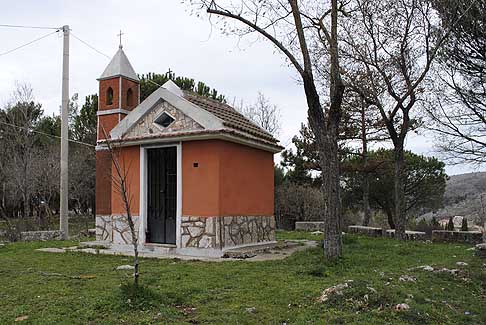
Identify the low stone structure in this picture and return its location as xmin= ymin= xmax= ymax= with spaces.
xmin=96 ymin=215 xmax=140 ymax=244
xmin=96 ymin=214 xmax=275 ymax=255
xmin=385 ymin=229 xmax=427 ymax=241
xmin=20 ymin=230 xmax=64 ymax=241
xmin=295 ymin=221 xmax=325 ymax=232
xmin=476 ymin=243 xmax=486 ymax=258
xmin=348 ymin=225 xmax=384 ymax=237
xmin=431 ymin=230 xmax=483 ymax=244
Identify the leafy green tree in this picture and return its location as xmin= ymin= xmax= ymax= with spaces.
xmin=139 ymin=71 xmax=225 ymax=102
xmin=343 ymin=149 xmax=447 ymax=229
xmin=71 ymin=95 xmax=98 ymax=145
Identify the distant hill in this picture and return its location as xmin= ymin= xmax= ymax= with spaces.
xmin=421 ymin=172 xmax=486 ymax=225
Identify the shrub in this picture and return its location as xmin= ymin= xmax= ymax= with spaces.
xmin=446 ymin=216 xmax=455 ymax=231
xmin=275 ymin=182 xmax=324 ymax=230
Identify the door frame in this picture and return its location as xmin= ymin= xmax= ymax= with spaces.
xmin=139 ymin=142 xmax=182 ymax=247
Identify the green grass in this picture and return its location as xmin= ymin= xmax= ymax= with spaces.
xmin=0 ymin=233 xmax=484 ymax=324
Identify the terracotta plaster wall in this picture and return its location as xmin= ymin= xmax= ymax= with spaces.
xmin=95 ymin=150 xmax=112 ymax=215
xmin=181 ymin=139 xmax=274 ymax=217
xmin=182 ymin=140 xmax=221 ymax=216
xmin=111 ymin=145 xmax=140 ymax=215
xmin=218 ymin=141 xmax=274 ymax=216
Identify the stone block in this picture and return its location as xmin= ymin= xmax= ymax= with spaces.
xmin=476 ymin=243 xmax=486 ymax=258
xmin=348 ymin=225 xmax=384 ymax=237
xmin=432 ymin=230 xmax=483 ymax=244
xmin=295 ymin=221 xmax=326 ymax=232
xmin=385 ymin=229 xmax=427 ymax=241
xmin=20 ymin=230 xmax=64 ymax=241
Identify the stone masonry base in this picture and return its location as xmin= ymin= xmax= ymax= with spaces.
xmin=96 ymin=215 xmax=276 ymax=251
xmin=96 ymin=215 xmax=140 ymax=245
xmin=181 ymin=215 xmax=275 ymax=249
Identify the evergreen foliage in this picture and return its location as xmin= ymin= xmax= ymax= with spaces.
xmin=139 ymin=71 xmax=225 ymax=102
xmin=447 ymin=216 xmax=455 ymax=231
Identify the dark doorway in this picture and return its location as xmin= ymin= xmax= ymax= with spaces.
xmin=146 ymin=147 xmax=177 ymax=244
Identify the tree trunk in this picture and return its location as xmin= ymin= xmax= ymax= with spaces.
xmin=384 ymin=206 xmax=396 ymax=229
xmin=394 ymin=146 xmax=406 ymax=240
xmin=303 ymin=72 xmax=343 ymax=259
xmin=361 ymin=100 xmax=371 ymax=226
xmin=319 ymin=133 xmax=343 ymax=259
xmin=362 ymin=174 xmax=371 ymax=226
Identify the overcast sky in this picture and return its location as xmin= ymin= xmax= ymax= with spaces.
xmin=0 ymin=0 xmax=482 ymax=175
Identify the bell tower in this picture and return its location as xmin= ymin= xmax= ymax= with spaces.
xmin=97 ymin=44 xmax=140 ymax=141
xmin=95 ymin=44 xmax=139 ymax=227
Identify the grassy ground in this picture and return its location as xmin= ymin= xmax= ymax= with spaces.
xmin=0 ymin=232 xmax=484 ymax=324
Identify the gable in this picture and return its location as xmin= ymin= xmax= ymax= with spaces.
xmin=124 ymin=101 xmax=203 ymax=139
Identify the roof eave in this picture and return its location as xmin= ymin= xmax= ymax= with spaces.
xmin=98 ymin=129 xmax=283 ymax=153
xmin=97 ymin=74 xmax=140 ymax=83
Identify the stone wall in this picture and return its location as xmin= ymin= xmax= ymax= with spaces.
xmin=295 ymin=221 xmax=325 ymax=232
xmin=348 ymin=225 xmax=384 ymax=237
xmin=385 ymin=229 xmax=427 ymax=241
xmin=96 ymin=215 xmax=140 ymax=244
xmin=20 ymin=230 xmax=64 ymax=241
xmin=431 ymin=230 xmax=482 ymax=244
xmin=181 ymin=215 xmax=275 ymax=249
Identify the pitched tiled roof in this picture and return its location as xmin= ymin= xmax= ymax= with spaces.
xmin=183 ymin=91 xmax=279 ymax=146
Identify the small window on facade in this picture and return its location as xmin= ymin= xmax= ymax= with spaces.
xmin=126 ymin=88 xmax=133 ymax=107
xmin=154 ymin=112 xmax=175 ymax=128
xmin=106 ymin=87 xmax=114 ymax=105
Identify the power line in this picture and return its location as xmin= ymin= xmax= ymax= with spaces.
xmin=0 ymin=24 xmax=60 ymax=30
xmin=147 ymin=79 xmax=162 ymax=87
xmin=0 ymin=120 xmax=95 ymax=147
xmin=0 ymin=29 xmax=60 ymax=57
xmin=71 ymin=32 xmax=110 ymax=59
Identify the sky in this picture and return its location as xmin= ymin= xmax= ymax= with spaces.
xmin=0 ymin=0 xmax=482 ymax=175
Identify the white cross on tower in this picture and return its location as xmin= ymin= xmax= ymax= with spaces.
xmin=117 ymin=30 xmax=124 ymax=48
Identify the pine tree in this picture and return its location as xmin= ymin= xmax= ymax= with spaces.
xmin=446 ymin=216 xmax=455 ymax=231
xmin=461 ymin=217 xmax=468 ymax=231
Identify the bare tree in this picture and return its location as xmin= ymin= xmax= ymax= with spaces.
xmin=188 ymin=0 xmax=346 ymax=259
xmin=1 ymin=83 xmax=42 ymax=219
xmin=340 ymin=88 xmax=388 ymax=226
xmin=340 ymin=0 xmax=475 ymax=239
xmin=101 ymin=127 xmax=140 ymax=286
xmin=240 ymin=92 xmax=281 ymax=136
xmin=425 ymin=0 xmax=486 ymax=165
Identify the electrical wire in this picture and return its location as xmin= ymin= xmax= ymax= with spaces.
xmin=71 ymin=32 xmax=111 ymax=59
xmin=147 ymin=79 xmax=162 ymax=87
xmin=0 ymin=29 xmax=60 ymax=57
xmin=0 ymin=24 xmax=60 ymax=30
xmin=0 ymin=121 xmax=95 ymax=147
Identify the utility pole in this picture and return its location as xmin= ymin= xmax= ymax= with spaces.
xmin=60 ymin=25 xmax=69 ymax=239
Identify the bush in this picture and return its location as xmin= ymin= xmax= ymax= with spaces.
xmin=275 ymin=182 xmax=324 ymax=230
xmin=447 ymin=216 xmax=455 ymax=231
xmin=409 ymin=218 xmax=443 ymax=237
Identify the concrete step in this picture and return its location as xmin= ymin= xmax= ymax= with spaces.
xmin=79 ymin=241 xmax=111 ymax=249
xmin=141 ymin=243 xmax=177 ymax=255
xmin=222 ymin=241 xmax=278 ymax=259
